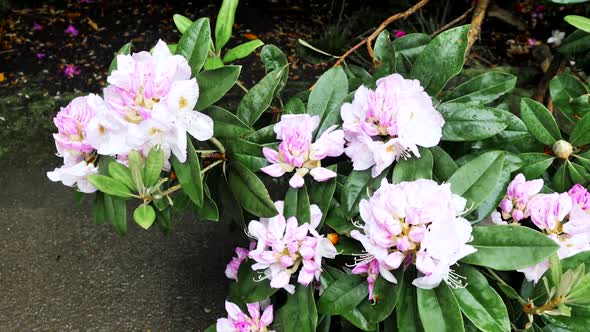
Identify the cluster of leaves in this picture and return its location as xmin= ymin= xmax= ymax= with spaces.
xmin=58 ymin=1 xmax=590 ymax=331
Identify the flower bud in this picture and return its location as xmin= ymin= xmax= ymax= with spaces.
xmin=327 ymin=233 xmax=339 ymax=245
xmin=553 ymin=140 xmax=573 ymax=160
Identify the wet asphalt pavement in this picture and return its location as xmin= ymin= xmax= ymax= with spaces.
xmin=0 ymin=153 xmax=239 ymax=331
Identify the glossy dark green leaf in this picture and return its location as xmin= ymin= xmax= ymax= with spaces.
xmin=392 ymin=147 xmax=433 ymax=183
xmin=520 ymin=98 xmax=562 ymax=145
xmin=231 ymin=259 xmax=278 ymax=303
xmin=334 ymin=235 xmax=364 ymax=255
xmin=309 ymin=165 xmax=337 ymax=227
xmin=170 ymin=139 xmax=203 ymax=207
xmin=228 ymin=162 xmax=278 ymax=217
xmin=133 ymin=204 xmax=156 ymax=230
xmin=340 ymin=169 xmax=372 ymax=218
xmin=430 ymin=146 xmax=458 ymax=182
xmin=237 ymin=67 xmax=288 ymax=126
xmin=451 ymin=265 xmax=510 ymax=332
xmin=439 ymin=103 xmax=508 ymax=141
xmin=308 ymin=66 xmax=348 ymax=137
xmin=374 ymin=30 xmax=395 ymax=78
xmin=550 ymin=72 xmax=588 ymax=133
xmin=410 ymin=25 xmax=469 ymax=96
xmin=104 ymin=194 xmax=127 ymax=235
xmin=93 ymin=193 xmax=106 ymax=225
xmin=552 ymin=162 xmax=572 ymax=193
xmin=357 ymin=270 xmax=403 ymax=324
xmin=214 ymin=0 xmax=238 ymax=51
xmin=193 ymin=188 xmax=219 ymax=221
xmin=223 ymin=137 xmax=267 ymax=172
xmin=87 ymin=174 xmax=134 ymax=198
xmin=108 ymin=43 xmax=132 ymax=75
xmin=173 ymin=14 xmax=192 ymax=34
xmin=568 ymin=161 xmax=590 ymax=186
xmin=325 ymin=203 xmax=356 ymax=235
xmin=570 ymin=112 xmax=590 ymax=146
xmin=544 ymin=305 xmax=590 ymax=331
xmin=217 ymin=178 xmax=246 ymax=228
xmin=460 ymin=225 xmax=560 ymax=270
xmin=195 ymin=65 xmax=241 ymax=110
xmin=284 ymin=97 xmax=306 ymax=115
xmin=203 ymin=323 xmax=217 ymax=332
xmin=178 ymin=18 xmax=211 ymax=74
xmin=284 ymin=185 xmax=311 ymax=224
xmin=244 ymin=124 xmax=276 ymax=144
xmin=519 ymin=153 xmax=555 ymax=179
xmin=397 ymin=272 xmax=421 ymax=332
xmin=442 ymin=72 xmax=517 ymax=105
xmin=393 ymin=33 xmax=431 ymax=75
xmin=317 ymin=273 xmax=368 ymax=315
xmin=558 ymin=30 xmax=590 ymax=54
xmin=144 ymin=145 xmax=164 ymax=187
xmin=260 ymin=44 xmax=288 ymax=97
xmin=205 ymin=106 xmax=253 ymax=138
xmin=204 ymin=55 xmax=224 ymax=70
xmin=447 ymin=151 xmax=505 ymax=210
xmin=417 ymin=283 xmax=464 ymax=332
xmin=344 ymin=64 xmax=375 ymax=90
xmin=274 ymin=284 xmax=317 ymax=332
xmin=565 ymin=15 xmax=590 ymax=33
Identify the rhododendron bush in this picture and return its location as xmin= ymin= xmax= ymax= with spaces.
xmin=46 ymin=1 xmax=590 ymax=331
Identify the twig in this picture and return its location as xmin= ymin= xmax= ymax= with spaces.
xmin=465 ymin=0 xmax=490 ymax=58
xmin=332 ymin=0 xmax=430 ymax=68
xmin=533 ymin=54 xmax=567 ymax=103
xmin=431 ymin=5 xmax=475 ymax=37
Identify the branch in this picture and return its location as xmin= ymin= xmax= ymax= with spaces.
xmin=533 ymin=54 xmax=567 ymax=103
xmin=332 ymin=0 xmax=429 ymax=68
xmin=431 ymin=5 xmax=475 ymax=37
xmin=465 ymin=0 xmax=490 ymax=57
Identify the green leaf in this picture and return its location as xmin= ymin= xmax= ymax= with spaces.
xmin=260 ymin=44 xmax=288 ymax=97
xmin=170 ymin=139 xmax=203 ymax=207
xmin=417 ymin=283 xmax=464 ymax=332
xmin=93 ymin=193 xmax=106 ymax=225
xmin=460 ymin=225 xmax=560 ymax=270
xmin=173 ymin=14 xmax=192 ymax=34
xmin=133 ymin=204 xmax=156 ymax=230
xmin=284 ymin=185 xmax=311 ymax=224
xmin=223 ymin=39 xmax=264 ymax=62
xmin=217 ymin=178 xmax=246 ymax=228
xmin=144 ymin=146 xmax=164 ymax=188
xmin=223 ymin=137 xmax=267 ymax=172
xmin=284 ymin=97 xmax=306 ymax=115
xmin=104 ymin=194 xmax=127 ymax=235
xmin=392 ymin=147 xmax=433 ymax=183
xmin=393 ymin=33 xmax=431 ymax=75
xmin=205 ymin=106 xmax=253 ymax=138
xmin=325 ymin=204 xmax=356 ymax=235
xmin=340 ymin=170 xmax=372 ymax=217
xmin=430 ymin=146 xmax=458 ymax=181
xmin=204 ymin=55 xmax=224 ymax=70
xmin=107 ymin=160 xmax=135 ymax=191
xmin=215 ymin=0 xmax=239 ymax=51
xmin=308 ymin=66 xmax=348 ymax=137
xmin=565 ymin=15 xmax=590 ymax=33
xmin=228 ymin=162 xmax=278 ymax=217
xmin=570 ymin=112 xmax=590 ymax=146
xmin=447 ymin=151 xmax=505 ymax=210
xmin=552 ymin=162 xmax=572 ymax=193
xmin=520 ymin=98 xmax=562 ymax=145
xmin=374 ymin=30 xmax=395 ymax=78
xmin=334 ymin=235 xmax=365 ymax=255
xmin=203 ymin=323 xmax=217 ymax=332
xmin=108 ymin=43 xmax=132 ymax=75
xmin=439 ymin=103 xmax=508 ymax=141
xmin=274 ymin=284 xmax=317 ymax=332
xmin=178 ymin=18 xmax=211 ymax=75
xmin=550 ymin=72 xmax=589 ymax=133
xmin=568 ymin=161 xmax=590 ymax=186
xmin=519 ymin=153 xmax=555 ymax=179
xmin=397 ymin=272 xmax=421 ymax=332
xmin=357 ymin=271 xmax=403 ymax=324
xmin=237 ymin=66 xmax=287 ymax=126
xmin=128 ymin=150 xmax=145 ymax=192
xmin=544 ymin=305 xmax=590 ymax=331
xmin=317 ymin=273 xmax=368 ymax=315
xmin=442 ymin=72 xmax=517 ymax=105
xmin=193 ymin=188 xmax=219 ymax=221
xmin=344 ymin=64 xmax=375 ymax=90
xmin=562 ymin=251 xmax=590 ymax=271
xmin=87 ymin=174 xmax=134 ymax=198
xmin=244 ymin=124 xmax=276 ymax=144
xmin=195 ymin=65 xmax=241 ymax=110
xmin=309 ymin=165 xmax=337 ymax=226
xmin=411 ymin=25 xmax=469 ymax=96
xmin=451 ymin=265 xmax=510 ymax=332
xmin=231 ymin=259 xmax=278 ymax=303
xmin=559 ymin=29 xmax=590 ymax=54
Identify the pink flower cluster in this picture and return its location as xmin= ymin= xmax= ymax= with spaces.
xmin=225 ymin=244 xmax=253 ymax=281
xmin=48 ymin=40 xmax=213 ymax=192
xmin=350 ymin=179 xmax=476 ymax=296
xmin=217 ymin=301 xmax=274 ymax=332
xmin=340 ymin=74 xmax=444 ymax=177
xmin=495 ymin=175 xmax=590 ymax=283
xmin=261 ymin=114 xmax=344 ymax=188
xmin=247 ymin=201 xmax=337 ymax=293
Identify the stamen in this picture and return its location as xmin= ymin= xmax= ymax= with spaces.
xmin=446 ymin=269 xmax=468 ymax=289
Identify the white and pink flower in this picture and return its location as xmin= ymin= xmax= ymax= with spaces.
xmin=496 ymin=173 xmax=544 ymax=223
xmin=261 ymin=114 xmax=344 ymax=188
xmin=350 ymin=179 xmax=475 ymax=294
xmin=340 ymin=74 xmax=444 ymax=177
xmin=216 ymin=301 xmax=274 ymax=332
xmin=247 ymin=201 xmax=337 ymax=293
